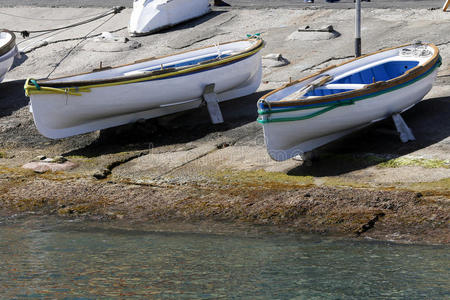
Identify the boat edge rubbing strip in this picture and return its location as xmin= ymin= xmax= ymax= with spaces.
xmin=0 ymin=29 xmax=16 ymax=57
xmin=258 ymin=100 xmax=355 ymax=124
xmin=24 ymin=78 xmax=91 ymax=97
xmin=257 ymin=55 xmax=441 ymax=124
xmin=24 ymin=38 xmax=265 ymax=97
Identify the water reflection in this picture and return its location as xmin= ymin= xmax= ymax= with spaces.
xmin=0 ymin=217 xmax=448 ymax=298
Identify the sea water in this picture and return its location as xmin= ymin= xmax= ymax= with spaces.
xmin=0 ymin=216 xmax=448 ymax=299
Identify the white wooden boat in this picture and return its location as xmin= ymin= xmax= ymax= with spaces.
xmin=0 ymin=30 xmax=17 ymax=83
xmin=129 ymin=0 xmax=211 ymax=36
xmin=25 ymin=38 xmax=264 ymax=139
xmin=258 ymin=43 xmax=441 ymax=161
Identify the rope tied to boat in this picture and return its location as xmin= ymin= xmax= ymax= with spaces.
xmin=46 ymin=11 xmax=120 ymax=79
xmin=24 ymin=78 xmax=89 ymax=97
xmin=10 ymin=6 xmax=125 ymax=37
xmin=246 ymin=33 xmax=261 ymax=39
xmin=30 ymin=79 xmax=41 ymax=90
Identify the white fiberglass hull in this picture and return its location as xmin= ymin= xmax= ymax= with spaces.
xmin=258 ymin=43 xmax=440 ymax=161
xmin=129 ymin=0 xmax=211 ymax=36
xmin=262 ymin=69 xmax=437 ymax=161
xmin=0 ymin=30 xmax=17 ymax=83
xmin=27 ymin=39 xmax=263 ymax=139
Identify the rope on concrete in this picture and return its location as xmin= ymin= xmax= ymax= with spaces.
xmin=10 ymin=6 xmax=125 ymax=38
xmin=46 ymin=13 xmax=118 ymax=79
xmin=0 ymin=9 xmax=120 ymax=21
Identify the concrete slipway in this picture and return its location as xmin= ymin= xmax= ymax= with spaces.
xmin=0 ymin=2 xmax=448 ymax=244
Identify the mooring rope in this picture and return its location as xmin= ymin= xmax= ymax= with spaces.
xmin=19 ymin=26 xmax=128 ymax=53
xmin=0 ymin=9 xmax=120 ymax=21
xmin=10 ymin=6 xmax=125 ymax=38
xmin=46 ymin=13 xmax=118 ymax=79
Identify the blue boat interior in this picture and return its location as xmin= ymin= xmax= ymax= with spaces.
xmin=142 ymin=54 xmax=231 ymax=72
xmin=304 ymin=60 xmax=419 ymax=97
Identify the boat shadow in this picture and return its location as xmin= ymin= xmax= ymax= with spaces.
xmin=63 ymin=90 xmax=270 ymax=158
xmin=151 ymin=10 xmax=228 ymax=36
xmin=0 ymin=79 xmax=29 ymax=117
xmin=287 ymin=96 xmax=450 ymax=177
xmin=9 ymin=53 xmax=28 ymax=71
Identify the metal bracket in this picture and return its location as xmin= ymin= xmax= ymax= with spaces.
xmin=392 ymin=113 xmax=415 ymax=143
xmin=202 ymin=83 xmax=224 ymax=124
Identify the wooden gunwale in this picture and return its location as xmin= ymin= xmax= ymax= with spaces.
xmin=260 ymin=43 xmax=439 ymax=108
xmin=0 ymin=29 xmax=16 ymax=57
xmin=34 ymin=38 xmax=264 ymax=88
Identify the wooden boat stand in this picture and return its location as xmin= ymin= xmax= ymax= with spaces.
xmin=202 ymin=83 xmax=224 ymax=124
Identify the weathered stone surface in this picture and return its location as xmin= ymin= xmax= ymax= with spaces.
xmin=287 ymin=30 xmax=340 ymax=41
xmin=22 ymin=160 xmax=78 ymax=173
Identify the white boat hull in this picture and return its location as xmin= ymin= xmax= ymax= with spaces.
xmin=258 ymin=44 xmax=440 ymax=161
xmin=262 ymin=69 xmax=437 ymax=161
xmin=27 ymin=40 xmax=263 ymax=139
xmin=129 ymin=0 xmax=211 ymax=36
xmin=0 ymin=30 xmax=17 ymax=83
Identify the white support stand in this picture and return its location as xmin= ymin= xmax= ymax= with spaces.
xmin=202 ymin=83 xmax=224 ymax=124
xmin=392 ymin=113 xmax=415 ymax=143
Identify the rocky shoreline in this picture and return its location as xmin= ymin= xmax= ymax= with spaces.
xmin=1 ymin=162 xmax=448 ymax=244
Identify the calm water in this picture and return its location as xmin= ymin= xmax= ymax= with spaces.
xmin=0 ymin=216 xmax=448 ymax=299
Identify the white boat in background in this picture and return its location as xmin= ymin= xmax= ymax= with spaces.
xmin=25 ymin=38 xmax=264 ymax=139
xmin=129 ymin=0 xmax=211 ymax=36
xmin=0 ymin=30 xmax=17 ymax=83
xmin=258 ymin=43 xmax=441 ymax=161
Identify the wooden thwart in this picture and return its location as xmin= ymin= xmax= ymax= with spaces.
xmin=202 ymin=83 xmax=224 ymax=124
xmin=281 ymin=75 xmax=333 ymax=101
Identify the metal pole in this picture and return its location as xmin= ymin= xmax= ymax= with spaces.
xmin=355 ymin=0 xmax=361 ymax=57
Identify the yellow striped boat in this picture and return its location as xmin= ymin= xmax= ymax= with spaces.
xmin=25 ymin=38 xmax=264 ymax=139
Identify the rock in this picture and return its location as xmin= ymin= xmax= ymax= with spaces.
xmin=32 ymin=155 xmax=67 ymax=164
xmin=83 ymin=32 xmax=141 ymax=52
xmin=93 ymin=168 xmax=111 ymax=180
xmin=33 ymin=155 xmax=47 ymax=162
xmin=53 ymin=156 xmax=67 ymax=164
xmin=262 ymin=53 xmax=290 ymax=68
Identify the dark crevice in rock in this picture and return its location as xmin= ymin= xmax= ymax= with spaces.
xmin=93 ymin=151 xmax=148 ymax=180
xmin=355 ymin=212 xmax=386 ymax=236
